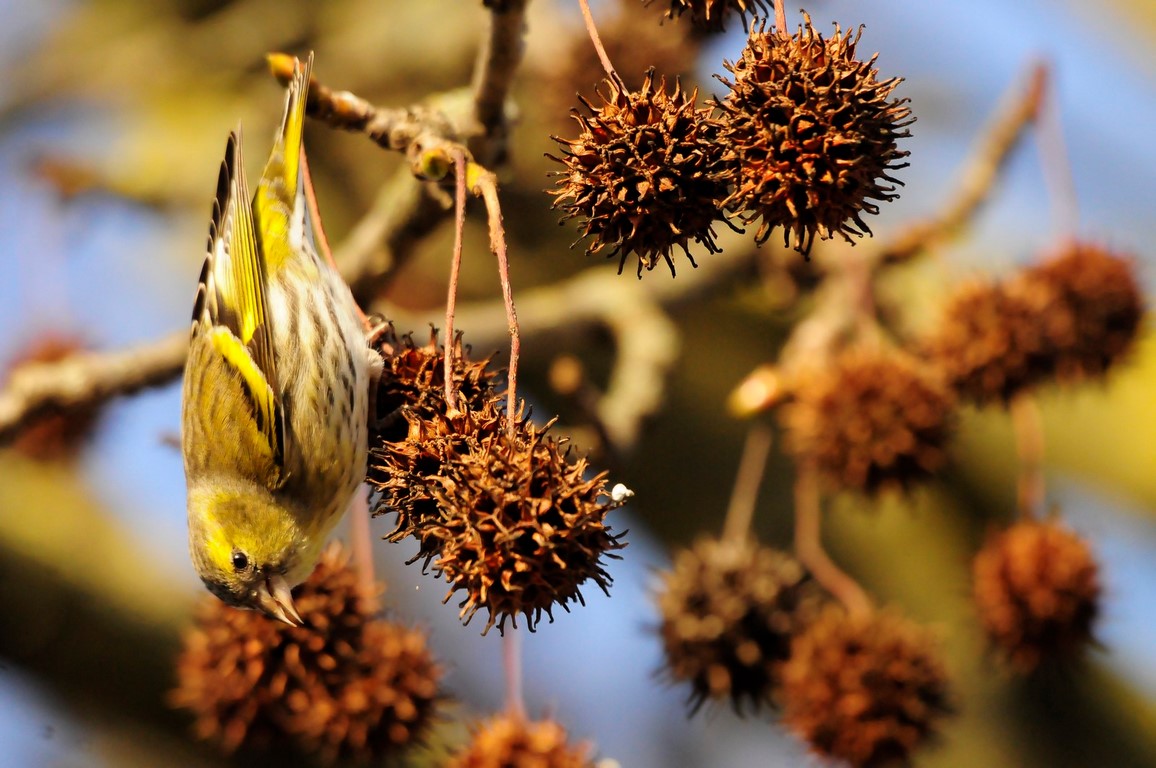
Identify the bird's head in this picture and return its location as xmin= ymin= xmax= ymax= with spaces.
xmin=186 ymin=480 xmax=317 ymax=626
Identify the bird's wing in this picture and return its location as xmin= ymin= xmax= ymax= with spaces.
xmin=190 ymin=129 xmax=287 ymax=483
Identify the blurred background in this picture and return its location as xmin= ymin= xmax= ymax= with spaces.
xmin=0 ymin=0 xmax=1154 ymax=766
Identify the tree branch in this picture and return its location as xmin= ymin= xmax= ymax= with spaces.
xmin=0 ymin=332 xmax=187 ymax=446
xmin=875 ymin=61 xmax=1046 ymax=265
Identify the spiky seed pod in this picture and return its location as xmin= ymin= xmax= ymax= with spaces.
xmin=972 ymin=519 xmax=1101 ymax=671
xmin=646 ymin=0 xmax=769 ymax=32
xmin=781 ymin=607 xmax=952 ymax=768
xmin=548 ymin=70 xmax=732 ymax=277
xmin=447 ymin=714 xmax=594 ymax=768
xmin=782 ymin=350 xmax=956 ymax=495
xmin=381 ymin=400 xmax=627 ymax=634
xmin=3 ymin=334 xmax=102 ymax=461
xmin=1016 ymin=242 xmax=1144 ymax=384
xmin=368 ymin=325 xmax=501 ymax=531
xmin=655 ymin=536 xmax=817 ymax=714
xmin=366 ymin=328 xmax=626 ymax=633
xmin=171 ymin=545 xmax=442 ymax=763
xmin=926 ymin=280 xmax=1056 ymax=405
xmin=717 ymin=14 xmax=913 ymax=254
xmin=369 ymin=323 xmax=499 ymax=443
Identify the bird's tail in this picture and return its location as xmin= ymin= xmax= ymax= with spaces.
xmin=263 ymin=51 xmax=312 ymax=200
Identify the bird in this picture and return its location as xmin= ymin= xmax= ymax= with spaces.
xmin=181 ymin=53 xmax=379 ymax=625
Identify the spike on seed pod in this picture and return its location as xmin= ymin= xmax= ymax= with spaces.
xmin=548 ymin=70 xmax=734 ymax=278
xmin=716 ymin=13 xmax=913 ymax=255
xmin=646 ymin=0 xmax=770 ymax=33
xmin=170 ymin=544 xmax=443 ymax=764
xmin=781 ymin=606 xmax=952 ymax=768
xmin=655 ymin=536 xmax=818 ymax=714
xmin=972 ymin=518 xmax=1101 ymax=671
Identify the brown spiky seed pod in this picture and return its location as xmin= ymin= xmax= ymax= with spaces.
xmin=926 ymin=279 xmax=1055 ymax=405
xmin=171 ymin=545 xmax=442 ymax=763
xmin=717 ymin=13 xmax=913 ymax=254
xmin=367 ymin=328 xmax=627 ymax=634
xmin=368 ymin=325 xmax=501 ymax=540
xmin=548 ymin=70 xmax=732 ymax=277
xmin=972 ymin=518 xmax=1101 ymax=671
xmin=781 ymin=607 xmax=951 ymax=768
xmin=447 ymin=714 xmax=594 ymax=768
xmin=1016 ymin=242 xmax=1144 ymax=384
xmin=647 ymin=0 xmax=769 ymax=32
xmin=369 ymin=324 xmax=498 ymax=443
xmin=3 ymin=334 xmax=102 ymax=461
xmin=383 ymin=405 xmax=627 ymax=634
xmin=782 ymin=351 xmax=956 ymax=494
xmin=655 ymin=536 xmax=817 ymax=714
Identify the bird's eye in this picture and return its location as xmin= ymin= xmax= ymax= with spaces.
xmin=231 ymin=550 xmax=249 ymax=571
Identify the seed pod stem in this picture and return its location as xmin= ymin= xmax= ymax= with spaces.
xmin=722 ymin=422 xmax=774 ymax=542
xmin=577 ymin=0 xmax=617 ymax=79
xmin=793 ymin=462 xmax=873 ymax=619
xmin=1011 ymin=393 xmax=1045 ymax=520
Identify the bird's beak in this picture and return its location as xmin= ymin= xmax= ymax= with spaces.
xmin=257 ymin=574 xmax=303 ymax=627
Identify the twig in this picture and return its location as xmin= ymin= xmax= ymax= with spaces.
xmin=577 ymin=0 xmax=617 ymax=79
xmin=597 ymin=298 xmax=679 ymax=451
xmin=1011 ymin=392 xmax=1045 ymax=519
xmin=472 ymin=169 xmax=522 ymax=439
xmin=794 ymin=463 xmax=873 ymax=619
xmin=722 ymin=423 xmax=774 ymax=542
xmin=503 ymin=629 xmax=526 ymax=720
xmin=270 ymin=34 xmax=526 ymax=301
xmin=472 ymin=0 xmax=529 ymax=138
xmin=1033 ymin=60 xmax=1080 ymax=237
xmin=773 ymin=0 xmax=788 ymax=36
xmin=0 ymin=332 xmax=187 ymax=445
xmin=268 ymin=53 xmax=457 ymax=152
xmin=876 ymin=61 xmax=1046 ymax=265
xmin=349 ymin=486 xmax=378 ymax=611
xmin=444 ymin=149 xmax=469 ymax=411
xmin=0 ymin=236 xmax=758 ymax=454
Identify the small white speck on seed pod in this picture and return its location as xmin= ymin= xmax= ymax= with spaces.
xmin=610 ymin=483 xmax=634 ymax=504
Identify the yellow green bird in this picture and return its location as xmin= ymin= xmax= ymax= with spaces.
xmin=182 ymin=54 xmax=378 ymax=625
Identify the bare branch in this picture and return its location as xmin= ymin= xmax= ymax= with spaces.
xmin=0 ymin=332 xmax=187 ymax=446
xmin=472 ymin=0 xmax=529 ymax=140
xmin=875 ymin=61 xmax=1046 ymax=265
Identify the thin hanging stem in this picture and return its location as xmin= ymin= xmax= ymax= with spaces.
xmin=476 ymin=174 xmax=521 ymax=439
xmin=503 ymin=629 xmax=526 ymax=719
xmin=348 ymin=486 xmax=377 ymax=611
xmin=722 ymin=423 xmax=774 ymax=542
xmin=1011 ymin=392 xmax=1045 ymax=520
xmin=794 ymin=463 xmax=872 ymax=619
xmin=1033 ymin=61 xmax=1080 ymax=238
xmin=444 ymin=149 xmax=469 ymax=411
xmin=576 ymin=0 xmax=617 ymax=79
xmin=773 ymin=0 xmax=788 ymax=37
